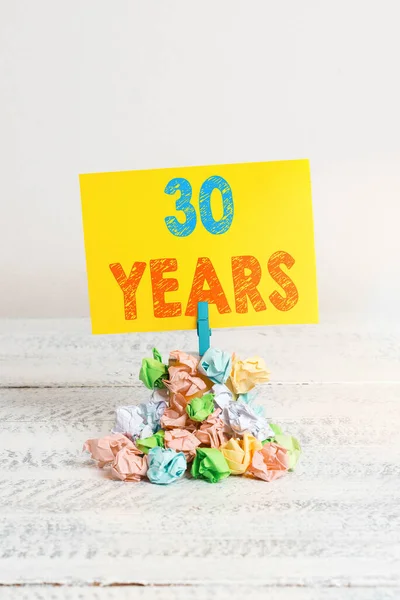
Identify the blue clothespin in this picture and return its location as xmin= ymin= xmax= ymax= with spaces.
xmin=197 ymin=301 xmax=211 ymax=357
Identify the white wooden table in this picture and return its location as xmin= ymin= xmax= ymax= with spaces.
xmin=1 ymin=318 xmax=399 ymax=600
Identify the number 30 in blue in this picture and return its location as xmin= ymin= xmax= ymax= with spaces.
xmin=164 ymin=175 xmax=234 ymax=237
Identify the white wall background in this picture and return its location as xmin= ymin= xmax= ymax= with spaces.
xmin=1 ymin=0 xmax=399 ymax=322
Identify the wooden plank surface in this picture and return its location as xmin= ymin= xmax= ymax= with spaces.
xmin=1 ymin=319 xmax=399 ymax=386
xmin=1 ymin=385 xmax=399 ymax=589
xmin=0 ymin=319 xmax=399 ymax=598
xmin=1 ymin=588 xmax=399 ymax=600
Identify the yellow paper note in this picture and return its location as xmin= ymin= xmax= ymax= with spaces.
xmin=80 ymin=159 xmax=318 ymax=333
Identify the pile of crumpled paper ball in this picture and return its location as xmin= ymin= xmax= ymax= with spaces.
xmin=84 ymin=348 xmax=301 ymax=484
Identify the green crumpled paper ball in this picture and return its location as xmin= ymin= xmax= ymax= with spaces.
xmin=136 ymin=430 xmax=165 ymax=454
xmin=139 ymin=348 xmax=168 ymax=389
xmin=186 ymin=393 xmax=215 ymax=422
xmin=262 ymin=423 xmax=301 ymax=471
xmin=191 ymin=447 xmax=231 ymax=483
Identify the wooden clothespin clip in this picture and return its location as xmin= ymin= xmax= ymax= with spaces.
xmin=197 ymin=301 xmax=211 ymax=357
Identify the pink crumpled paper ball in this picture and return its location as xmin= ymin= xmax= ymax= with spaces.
xmin=168 ymin=350 xmax=199 ymax=375
xmin=246 ymin=442 xmax=289 ymax=482
xmin=164 ymin=368 xmax=210 ymax=400
xmin=83 ymin=433 xmax=134 ymax=468
xmin=164 ymin=428 xmax=200 ymax=462
xmin=195 ymin=408 xmax=231 ymax=448
xmin=160 ymin=393 xmax=198 ymax=432
xmin=110 ymin=445 xmax=148 ymax=482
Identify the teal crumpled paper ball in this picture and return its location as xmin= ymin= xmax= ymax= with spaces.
xmin=146 ymin=447 xmax=187 ymax=485
xmin=199 ymin=348 xmax=232 ymax=384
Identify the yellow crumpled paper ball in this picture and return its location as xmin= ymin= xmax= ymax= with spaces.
xmin=230 ymin=355 xmax=270 ymax=394
xmin=220 ymin=432 xmax=262 ymax=475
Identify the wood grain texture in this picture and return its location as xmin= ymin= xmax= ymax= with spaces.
xmin=1 ymin=588 xmax=399 ymax=600
xmin=1 ymin=320 xmax=399 ymax=598
xmin=1 ymin=385 xmax=400 ymax=589
xmin=1 ymin=319 xmax=400 ymax=386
